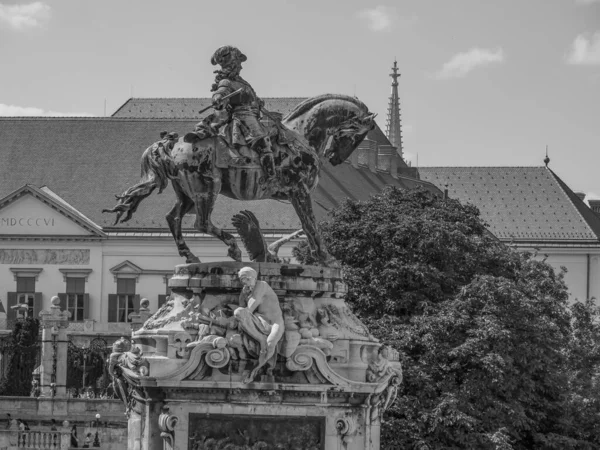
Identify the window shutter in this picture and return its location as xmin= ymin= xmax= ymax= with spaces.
xmin=17 ymin=277 xmax=35 ymax=293
xmin=58 ymin=293 xmax=68 ymax=312
xmin=83 ymin=294 xmax=90 ymax=320
xmin=33 ymin=292 xmax=43 ymax=319
xmin=132 ymin=294 xmax=141 ymax=312
xmin=158 ymin=294 xmax=169 ymax=309
xmin=108 ymin=294 xmax=118 ymax=322
xmin=6 ymin=292 xmax=17 ymax=322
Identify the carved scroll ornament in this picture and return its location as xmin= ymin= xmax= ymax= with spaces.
xmin=158 ymin=406 xmax=178 ymax=450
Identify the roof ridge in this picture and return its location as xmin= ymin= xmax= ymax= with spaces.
xmin=125 ymin=96 xmax=309 ymax=100
xmin=420 ymin=166 xmax=546 ymax=169
xmin=547 ymin=168 xmax=600 ymax=240
xmin=0 ymin=117 xmax=200 ymax=121
xmin=111 ymin=96 xmax=134 ymax=117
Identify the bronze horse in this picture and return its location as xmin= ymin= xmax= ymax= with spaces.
xmin=104 ymin=94 xmax=375 ymax=265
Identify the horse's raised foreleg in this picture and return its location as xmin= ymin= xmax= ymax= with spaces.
xmin=166 ymin=182 xmax=199 ymax=263
xmin=193 ymin=192 xmax=243 ymax=262
xmin=289 ymin=188 xmax=330 ymax=265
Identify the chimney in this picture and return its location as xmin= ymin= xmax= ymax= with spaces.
xmin=588 ymin=199 xmax=600 ymax=215
xmin=367 ymin=140 xmax=378 ymax=173
xmin=390 ymin=152 xmax=398 ymax=179
xmin=356 ymin=140 xmax=371 ymax=167
xmin=575 ymin=192 xmax=586 ymax=201
xmin=377 ymin=145 xmax=393 ymax=173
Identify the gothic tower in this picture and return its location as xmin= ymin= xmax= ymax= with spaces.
xmin=385 ymin=60 xmax=403 ymax=160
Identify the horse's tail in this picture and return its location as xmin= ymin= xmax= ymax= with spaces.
xmin=102 ymin=141 xmax=172 ymax=225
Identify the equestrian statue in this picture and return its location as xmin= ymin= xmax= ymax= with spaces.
xmin=104 ymin=45 xmax=376 ymax=265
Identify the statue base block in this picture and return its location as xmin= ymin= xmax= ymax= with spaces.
xmin=111 ymin=262 xmax=401 ymax=450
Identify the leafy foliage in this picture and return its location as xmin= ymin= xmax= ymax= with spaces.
xmin=66 ymin=345 xmax=107 ymax=391
xmin=295 ymin=187 xmax=600 ymax=449
xmin=0 ymin=317 xmax=40 ymax=396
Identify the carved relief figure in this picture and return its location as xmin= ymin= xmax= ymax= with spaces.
xmin=107 ymin=337 xmax=149 ymax=416
xmin=365 ymin=345 xmax=403 ymax=421
xmin=0 ymin=249 xmax=90 ymax=265
xmin=234 ymin=267 xmax=284 ymax=383
xmin=366 ymin=345 xmax=402 ymax=383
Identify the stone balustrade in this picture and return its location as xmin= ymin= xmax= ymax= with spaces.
xmin=15 ymin=429 xmax=64 ymax=449
xmin=0 ymin=420 xmax=69 ymax=450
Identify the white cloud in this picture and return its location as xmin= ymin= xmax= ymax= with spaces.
xmin=356 ymin=6 xmax=393 ymax=32
xmin=0 ymin=104 xmax=93 ymax=116
xmin=566 ymin=32 xmax=600 ymax=65
xmin=575 ymin=0 xmax=600 ymax=5
xmin=433 ymin=47 xmax=505 ymax=79
xmin=0 ymin=2 xmax=50 ymax=31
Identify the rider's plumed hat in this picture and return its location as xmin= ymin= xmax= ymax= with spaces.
xmin=211 ymin=46 xmax=247 ymax=66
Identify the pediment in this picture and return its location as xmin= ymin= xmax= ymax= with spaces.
xmin=110 ymin=260 xmax=143 ymax=276
xmin=0 ymin=186 xmax=104 ymax=237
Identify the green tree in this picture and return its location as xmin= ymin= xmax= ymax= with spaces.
xmin=296 ymin=187 xmax=600 ymax=449
xmin=0 ymin=317 xmax=40 ymax=396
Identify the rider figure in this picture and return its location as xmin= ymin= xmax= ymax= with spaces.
xmin=209 ymin=46 xmax=276 ymax=179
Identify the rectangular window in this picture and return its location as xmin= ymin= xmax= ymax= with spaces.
xmin=66 ymin=277 xmax=85 ymax=321
xmin=58 ymin=279 xmax=89 ymax=322
xmin=158 ymin=279 xmax=171 ymax=310
xmin=108 ymin=278 xmax=139 ymax=323
xmin=16 ymin=277 xmax=36 ymax=317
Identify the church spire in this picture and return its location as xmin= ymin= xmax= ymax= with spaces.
xmin=386 ymin=59 xmax=403 ymax=160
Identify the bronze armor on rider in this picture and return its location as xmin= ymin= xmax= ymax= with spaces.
xmin=209 ymin=46 xmax=276 ymax=178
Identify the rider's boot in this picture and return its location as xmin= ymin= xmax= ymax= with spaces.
xmin=259 ymin=137 xmax=276 ymax=180
xmin=261 ymin=152 xmax=276 ymax=180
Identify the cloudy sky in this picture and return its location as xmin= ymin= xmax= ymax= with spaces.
xmin=0 ymin=0 xmax=599 ymax=196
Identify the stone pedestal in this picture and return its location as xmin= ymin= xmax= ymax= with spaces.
xmin=39 ymin=296 xmax=70 ymax=398
xmin=111 ymin=262 xmax=401 ymax=450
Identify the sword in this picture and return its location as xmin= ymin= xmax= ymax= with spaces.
xmin=197 ymin=88 xmax=243 ymax=115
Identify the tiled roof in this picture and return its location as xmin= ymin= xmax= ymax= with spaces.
xmin=112 ymin=97 xmax=394 ymax=148
xmin=112 ymin=97 xmax=306 ymax=120
xmin=419 ymin=166 xmax=600 ymax=242
xmin=39 ymin=185 xmax=102 ymax=230
xmin=0 ymin=118 xmax=439 ymax=232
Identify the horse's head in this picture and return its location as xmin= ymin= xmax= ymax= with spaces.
xmin=282 ymin=94 xmax=377 ymax=166
xmin=324 ymin=111 xmax=376 ymax=165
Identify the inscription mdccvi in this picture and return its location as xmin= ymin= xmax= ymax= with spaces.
xmin=0 ymin=217 xmax=56 ymax=227
xmin=0 ymin=249 xmax=90 ymax=265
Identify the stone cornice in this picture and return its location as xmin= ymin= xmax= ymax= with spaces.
xmin=10 ymin=267 xmax=43 ymax=281
xmin=506 ymin=240 xmax=600 ymax=248
xmin=0 ymin=235 xmax=104 ymax=242
xmin=58 ymin=268 xmax=93 ymax=282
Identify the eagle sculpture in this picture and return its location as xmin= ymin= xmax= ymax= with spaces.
xmin=231 ymin=210 xmax=303 ymax=263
